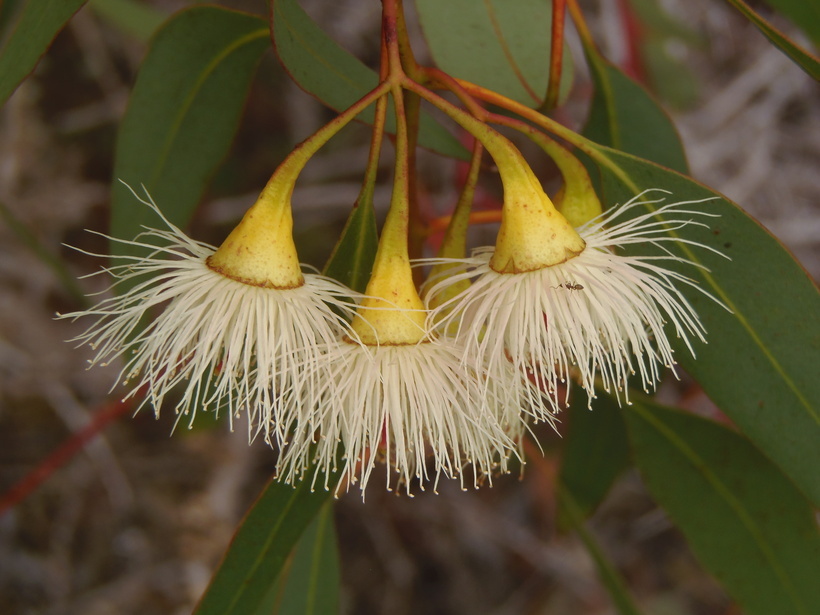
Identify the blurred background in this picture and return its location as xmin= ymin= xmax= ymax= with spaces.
xmin=0 ymin=0 xmax=817 ymax=613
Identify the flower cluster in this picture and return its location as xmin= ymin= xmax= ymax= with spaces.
xmin=64 ymin=82 xmax=722 ymax=495
xmin=64 ymin=180 xmax=719 ymax=496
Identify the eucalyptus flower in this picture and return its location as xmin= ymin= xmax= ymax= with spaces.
xmin=426 ymin=189 xmax=725 ymax=409
xmin=279 ymin=332 xmax=526 ymax=493
xmin=62 ymin=185 xmax=356 ymax=445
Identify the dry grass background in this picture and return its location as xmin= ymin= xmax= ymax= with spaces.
xmin=0 ymin=1 xmax=817 ymax=614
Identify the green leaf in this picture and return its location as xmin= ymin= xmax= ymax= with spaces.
xmin=193 ymin=478 xmax=334 ymax=615
xmin=640 ymin=37 xmax=700 ymax=110
xmin=323 ymin=197 xmax=378 ymax=293
xmin=558 ymin=390 xmax=631 ymax=527
xmin=89 ymin=0 xmax=167 ymax=42
xmin=265 ymin=502 xmax=340 ymax=615
xmin=582 ymin=45 xmax=688 ymax=174
xmin=270 ymin=0 xmax=466 ymax=159
xmin=626 ymin=0 xmax=703 ymax=109
xmin=322 ymin=152 xmax=379 ymax=292
xmin=762 ymin=0 xmax=820 ymax=45
xmin=624 ymin=400 xmax=820 ymax=615
xmin=0 ymin=1 xmax=26 ymax=38
xmin=559 ymin=486 xmax=642 ymax=615
xmin=0 ymin=0 xmax=87 ymax=107
xmin=415 ymin=0 xmax=572 ymax=108
xmin=111 ymin=6 xmax=268 ymax=255
xmin=723 ymin=0 xmax=820 ymax=80
xmin=584 ymin=144 xmax=820 ymax=506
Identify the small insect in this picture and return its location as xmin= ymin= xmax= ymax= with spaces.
xmin=552 ymin=281 xmax=584 ymax=291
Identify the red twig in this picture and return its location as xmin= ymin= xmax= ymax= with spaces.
xmin=0 ymin=396 xmax=135 ymax=514
xmin=543 ymin=0 xmax=567 ymax=110
xmin=617 ymin=0 xmax=648 ymax=83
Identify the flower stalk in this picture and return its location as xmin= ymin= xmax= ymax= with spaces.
xmin=401 ymin=78 xmax=586 ymax=272
xmin=350 ymin=78 xmax=426 ymax=345
xmin=208 ymin=82 xmax=390 ymax=288
xmin=542 ymin=0 xmax=568 ymax=111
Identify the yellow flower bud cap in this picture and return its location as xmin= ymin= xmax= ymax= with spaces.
xmin=351 ymin=254 xmax=427 ymax=346
xmin=490 ymin=175 xmax=586 ymax=274
xmin=207 ymin=195 xmax=304 ymax=289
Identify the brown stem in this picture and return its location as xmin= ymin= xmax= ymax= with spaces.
xmin=393 ymin=0 xmax=426 ymax=82
xmin=378 ymin=0 xmax=412 ymax=253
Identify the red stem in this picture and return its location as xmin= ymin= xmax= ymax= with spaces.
xmin=543 ymin=0 xmax=567 ymax=111
xmin=617 ymin=0 xmax=648 ymax=83
xmin=427 ymin=209 xmax=502 ymax=235
xmin=0 ymin=397 xmax=135 ymax=514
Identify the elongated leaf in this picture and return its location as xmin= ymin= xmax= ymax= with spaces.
xmin=415 ymin=0 xmax=572 ymax=108
xmin=194 ymin=478 xmax=334 ymax=615
xmin=270 ymin=0 xmax=466 ymax=159
xmin=111 ymin=6 xmax=269 ymax=252
xmin=583 ymin=144 xmax=820 ymax=505
xmin=723 ymin=0 xmax=820 ymax=79
xmin=582 ymin=43 xmax=688 ymax=174
xmin=625 ymin=400 xmax=820 ymax=615
xmin=624 ymin=0 xmax=703 ymax=109
xmin=89 ymin=0 xmax=166 ymax=42
xmin=323 ymin=194 xmax=378 ymax=293
xmin=0 ymin=0 xmax=87 ymax=107
xmin=558 ymin=486 xmax=641 ymax=615
xmin=762 ymin=0 xmax=820 ymax=44
xmin=558 ymin=391 xmax=631 ymax=527
xmin=576 ymin=46 xmax=819 ymax=502
xmin=0 ymin=0 xmax=25 ymax=36
xmin=267 ymin=502 xmax=340 ymax=615
xmin=322 ymin=127 xmax=380 ymax=291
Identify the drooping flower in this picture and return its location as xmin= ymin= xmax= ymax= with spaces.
xmin=62 ymin=83 xmax=399 ymax=455
xmin=61 ymin=185 xmax=357 ymax=445
xmin=280 ymin=334 xmax=528 ymax=493
xmin=274 ymin=111 xmax=529 ymax=492
xmin=426 ymin=188 xmax=725 ymax=409
xmin=280 ymin=210 xmax=530 ymax=493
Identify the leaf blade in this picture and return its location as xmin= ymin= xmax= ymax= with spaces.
xmin=88 ymin=0 xmax=166 ymax=42
xmin=582 ymin=43 xmax=688 ymax=174
xmin=415 ymin=0 xmax=573 ymax=107
xmin=625 ymin=400 xmax=820 ymax=615
xmin=723 ymin=0 xmax=820 ymax=79
xmin=761 ymin=0 xmax=820 ymax=45
xmin=111 ymin=6 xmax=269 ymax=251
xmin=585 ymin=144 xmax=820 ymax=505
xmin=558 ymin=391 xmax=631 ymax=526
xmin=0 ymin=0 xmax=87 ymax=107
xmin=194 ymin=479 xmax=334 ymax=615
xmin=271 ymin=502 xmax=340 ymax=615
